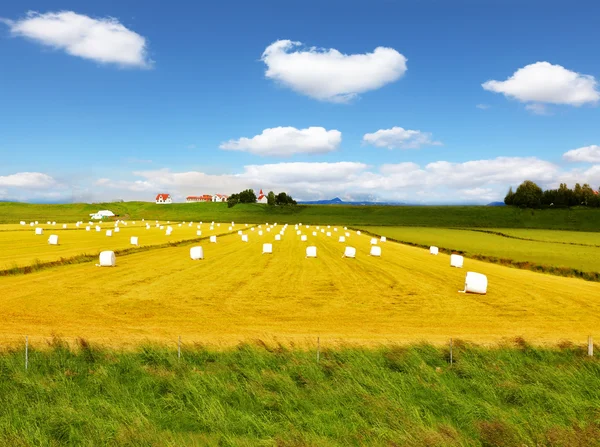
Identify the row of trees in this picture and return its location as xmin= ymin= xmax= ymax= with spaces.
xmin=227 ymin=189 xmax=297 ymax=208
xmin=505 ymin=181 xmax=600 ymax=208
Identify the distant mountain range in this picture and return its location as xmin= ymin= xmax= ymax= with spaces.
xmin=298 ymin=197 xmax=506 ymax=206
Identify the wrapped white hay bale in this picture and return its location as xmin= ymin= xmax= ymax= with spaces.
xmin=262 ymin=243 xmax=273 ymax=254
xmin=47 ymin=221 xmax=51 ymax=225
xmin=460 ymin=272 xmax=487 ymax=294
xmin=190 ymin=246 xmax=204 ymax=260
xmin=345 ymin=232 xmax=350 ymax=237
xmin=301 ymin=235 xmax=307 ymax=242
xmin=159 ymin=226 xmax=164 ymax=230
xmin=380 ymin=236 xmax=387 ymax=242
xmin=130 ymin=236 xmax=139 ymax=246
xmin=35 ymin=221 xmax=38 ymax=225
xmin=312 ymin=231 xmax=317 ymax=237
xmin=327 ymin=225 xmax=330 ymax=229
xmin=251 ymin=227 xmax=255 ymax=232
xmin=258 ymin=230 xmax=263 ymax=236
xmin=306 ymin=246 xmax=317 ymax=258
xmin=210 ymin=235 xmax=217 ymax=243
xmin=241 ymin=234 xmax=248 ymax=242
xmin=316 ymin=226 xmax=320 ymax=230
xmin=321 ymin=229 xmax=325 ymax=233
xmin=62 ymin=224 xmax=67 ymax=229
xmin=296 ymin=230 xmax=302 ymax=236
xmin=96 ymin=226 xmax=101 ymax=232
xmin=85 ymin=226 xmax=91 ymax=231
xmin=197 ymin=225 xmax=201 ymax=229
xmin=356 ymin=231 xmax=361 ymax=235
xmin=334 ymin=228 xmax=338 ymax=232
xmin=167 ymin=226 xmax=173 ymax=232
xmin=209 ymin=226 xmax=214 ymax=231
xmin=228 ymin=226 xmax=232 ymax=231
xmin=35 ymin=228 xmax=43 ymax=235
xmin=343 ymin=246 xmax=356 ymax=258
xmin=338 ymin=236 xmax=346 ymax=243
xmin=167 ymin=221 xmax=170 ymax=224
xmin=197 ymin=230 xmax=202 ymax=236
xmin=114 ymin=227 xmax=120 ymax=233
xmin=326 ymin=232 xmax=331 ymax=237
xmin=20 ymin=221 xmax=26 ymax=225
xmin=450 ymin=254 xmax=464 ymax=268
xmin=98 ymin=251 xmax=116 ymax=267
xmin=238 ymin=230 xmax=243 ymax=235
xmin=178 ymin=224 xmax=182 ymax=227
xmin=267 ymin=228 xmax=271 ymax=233
xmin=370 ymin=246 xmax=382 ymax=257
xmin=231 ymin=221 xmax=235 ymax=226
xmin=430 ymin=246 xmax=439 ymax=255
xmin=344 ymin=227 xmax=347 ymax=230
xmin=52 ymin=221 xmax=56 ymax=225
xmin=275 ymin=234 xmax=281 ymax=241
xmin=30 ymin=222 xmax=34 ymax=227
xmin=76 ymin=223 xmax=80 ymax=228
xmin=106 ymin=230 xmax=113 ymax=237
xmin=48 ymin=234 xmax=59 ymax=245
xmin=370 ymin=238 xmax=378 ymax=245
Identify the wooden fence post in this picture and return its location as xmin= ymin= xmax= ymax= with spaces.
xmin=589 ymin=336 xmax=594 ymax=357
xmin=449 ymin=338 xmax=453 ymax=365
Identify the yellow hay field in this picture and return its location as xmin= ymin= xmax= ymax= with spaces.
xmin=1 ymin=225 xmax=599 ymax=348
xmin=0 ymin=221 xmax=239 ymax=270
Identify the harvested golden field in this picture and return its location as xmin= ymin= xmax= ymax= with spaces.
xmin=1 ymin=223 xmax=599 ymax=348
xmin=0 ymin=221 xmax=238 ymax=270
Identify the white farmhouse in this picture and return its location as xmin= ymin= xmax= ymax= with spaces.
xmin=155 ymin=193 xmax=172 ymax=204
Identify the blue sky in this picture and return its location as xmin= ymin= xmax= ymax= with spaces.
xmin=1 ymin=0 xmax=600 ymax=203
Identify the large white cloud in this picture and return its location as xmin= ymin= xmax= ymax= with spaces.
xmin=261 ymin=40 xmax=407 ymax=103
xmin=220 ymin=126 xmax=342 ymax=156
xmin=482 ymin=62 xmax=599 ymax=107
xmin=363 ymin=127 xmax=441 ymax=149
xmin=0 ymin=172 xmax=58 ymax=189
xmin=2 ymin=11 xmax=151 ymax=68
xmin=563 ymin=145 xmax=600 ymax=163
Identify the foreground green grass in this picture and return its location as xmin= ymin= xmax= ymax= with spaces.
xmin=360 ymin=226 xmax=600 ymax=275
xmin=3 ymin=201 xmax=600 ymax=230
xmin=0 ymin=341 xmax=598 ymax=446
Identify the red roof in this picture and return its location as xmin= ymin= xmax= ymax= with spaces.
xmin=257 ymin=189 xmax=265 ymax=200
xmin=156 ymin=194 xmax=171 ymax=200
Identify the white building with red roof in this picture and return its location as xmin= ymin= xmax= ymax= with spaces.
xmin=155 ymin=193 xmax=172 ymax=204
xmin=257 ymin=189 xmax=268 ymax=204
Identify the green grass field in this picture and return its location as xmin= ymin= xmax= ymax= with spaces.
xmin=359 ymin=226 xmax=600 ymax=276
xmin=0 ymin=341 xmax=598 ymax=446
xmin=3 ymin=201 xmax=600 ymax=230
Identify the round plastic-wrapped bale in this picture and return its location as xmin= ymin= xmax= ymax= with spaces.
xmin=114 ymin=227 xmax=120 ymax=233
xmin=20 ymin=221 xmax=26 ymax=225
xmin=130 ymin=236 xmax=139 ymax=246
xmin=301 ymin=235 xmax=307 ymax=241
xmin=343 ymin=246 xmax=356 ymax=258
xmin=296 ymin=230 xmax=302 ymax=235
xmin=380 ymin=236 xmax=387 ymax=242
xmin=275 ymin=234 xmax=281 ymax=241
xmin=62 ymin=224 xmax=67 ymax=229
xmin=450 ymin=254 xmax=464 ymax=268
xmin=321 ymin=229 xmax=325 ymax=233
xmin=357 ymin=230 xmax=361 ymax=235
xmin=338 ymin=236 xmax=346 ymax=243
xmin=96 ymin=226 xmax=101 ymax=232
xmin=370 ymin=238 xmax=378 ymax=245
xmin=326 ymin=232 xmax=331 ymax=237
xmin=241 ymin=234 xmax=248 ymax=242
xmin=228 ymin=226 xmax=232 ymax=231
xmin=190 ymin=246 xmax=204 ymax=260
xmin=312 ymin=231 xmax=317 ymax=236
xmin=258 ymin=230 xmax=263 ymax=236
xmin=267 ymin=228 xmax=271 ymax=233
xmin=197 ymin=230 xmax=202 ymax=236
xmin=48 ymin=234 xmax=59 ymax=245
xmin=238 ymin=230 xmax=243 ymax=235
xmin=85 ymin=226 xmax=91 ymax=231
xmin=98 ymin=251 xmax=116 ymax=267
xmin=306 ymin=246 xmax=317 ymax=258
xmin=262 ymin=243 xmax=273 ymax=254
xmin=345 ymin=232 xmax=350 ymax=237
xmin=370 ymin=246 xmax=382 ymax=257
xmin=461 ymin=272 xmax=487 ymax=294
xmin=106 ymin=230 xmax=113 ymax=237
xmin=250 ymin=227 xmax=255 ymax=232
xmin=430 ymin=246 xmax=439 ymax=255
xmin=35 ymin=228 xmax=43 ymax=235
xmin=210 ymin=235 xmax=217 ymax=243
xmin=47 ymin=221 xmax=51 ymax=225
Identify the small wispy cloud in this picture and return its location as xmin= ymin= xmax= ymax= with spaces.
xmin=476 ymin=104 xmax=491 ymax=110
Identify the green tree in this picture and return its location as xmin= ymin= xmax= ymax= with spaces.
xmin=238 ymin=189 xmax=257 ymax=204
xmin=513 ymin=180 xmax=543 ymax=208
xmin=504 ymin=187 xmax=515 ymax=206
xmin=267 ymin=191 xmax=276 ymax=206
xmin=227 ymin=194 xmax=239 ymax=208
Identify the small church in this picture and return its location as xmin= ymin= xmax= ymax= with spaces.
xmin=257 ymin=189 xmax=268 ymax=204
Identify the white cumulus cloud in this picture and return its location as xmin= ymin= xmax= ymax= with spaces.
xmin=0 ymin=172 xmax=58 ymax=189
xmin=563 ymin=145 xmax=600 ymax=163
xmin=363 ymin=127 xmax=441 ymax=149
xmin=261 ymin=40 xmax=407 ymax=103
xmin=220 ymin=126 xmax=342 ymax=156
xmin=2 ymin=11 xmax=152 ymax=68
xmin=482 ymin=62 xmax=600 ymax=108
